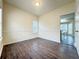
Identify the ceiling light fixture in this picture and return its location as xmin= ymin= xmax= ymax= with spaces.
xmin=35 ymin=2 xmax=40 ymax=6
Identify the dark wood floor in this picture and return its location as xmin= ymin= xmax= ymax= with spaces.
xmin=0 ymin=37 xmax=79 ymax=59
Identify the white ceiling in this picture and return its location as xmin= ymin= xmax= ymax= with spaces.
xmin=6 ymin=0 xmax=74 ymax=16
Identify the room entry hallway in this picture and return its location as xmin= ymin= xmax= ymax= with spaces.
xmin=0 ymin=38 xmax=79 ymax=59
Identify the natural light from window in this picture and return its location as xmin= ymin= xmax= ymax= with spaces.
xmin=32 ymin=19 xmax=38 ymax=33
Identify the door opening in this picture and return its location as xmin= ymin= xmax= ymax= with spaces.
xmin=60 ymin=13 xmax=75 ymax=46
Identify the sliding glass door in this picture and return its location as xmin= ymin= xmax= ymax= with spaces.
xmin=60 ymin=13 xmax=75 ymax=46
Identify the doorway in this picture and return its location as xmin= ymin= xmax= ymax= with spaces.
xmin=60 ymin=13 xmax=75 ymax=46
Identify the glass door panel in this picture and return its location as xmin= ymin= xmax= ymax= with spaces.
xmin=60 ymin=13 xmax=75 ymax=46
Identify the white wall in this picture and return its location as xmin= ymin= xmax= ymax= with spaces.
xmin=75 ymin=0 xmax=79 ymax=55
xmin=39 ymin=2 xmax=75 ymax=42
xmin=3 ymin=2 xmax=37 ymax=45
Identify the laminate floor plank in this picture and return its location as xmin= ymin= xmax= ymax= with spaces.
xmin=0 ymin=37 xmax=79 ymax=59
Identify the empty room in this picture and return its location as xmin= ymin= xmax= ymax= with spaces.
xmin=0 ymin=0 xmax=79 ymax=59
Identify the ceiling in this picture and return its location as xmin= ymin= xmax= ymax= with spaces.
xmin=5 ymin=0 xmax=74 ymax=16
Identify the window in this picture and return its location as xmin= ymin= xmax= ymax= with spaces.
xmin=32 ymin=19 xmax=38 ymax=33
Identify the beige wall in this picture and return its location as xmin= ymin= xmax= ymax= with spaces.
xmin=3 ymin=2 xmax=37 ymax=45
xmin=39 ymin=2 xmax=75 ymax=42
